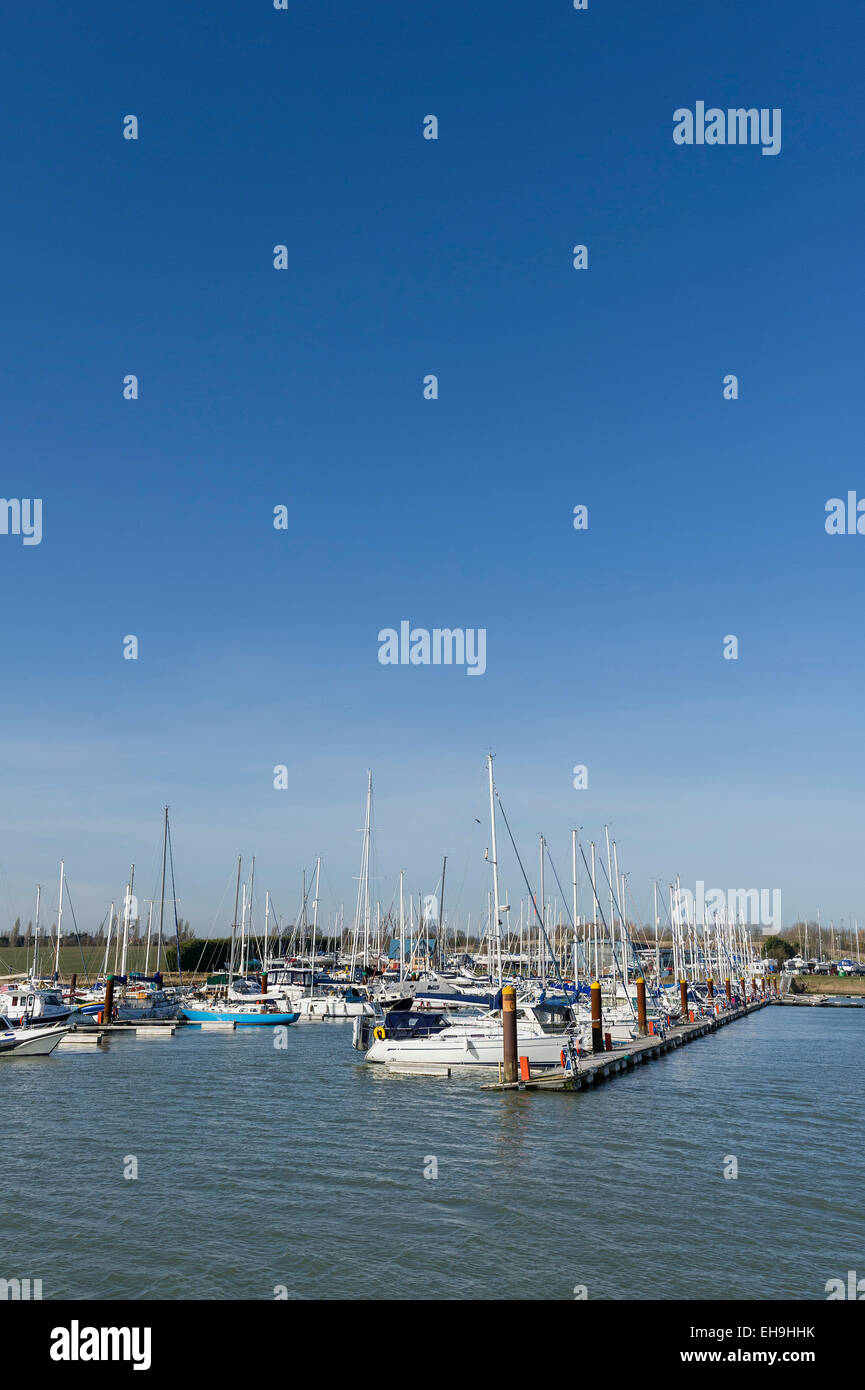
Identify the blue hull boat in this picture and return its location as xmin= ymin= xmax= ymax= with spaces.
xmin=181 ymin=1007 xmax=300 ymax=1026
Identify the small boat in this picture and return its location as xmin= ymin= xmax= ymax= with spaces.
xmin=0 ymin=980 xmax=73 ymax=1026
xmin=181 ymin=1002 xmax=299 ymax=1026
xmin=0 ymin=1015 xmax=68 ymax=1056
xmin=361 ymin=1000 xmax=589 ymax=1069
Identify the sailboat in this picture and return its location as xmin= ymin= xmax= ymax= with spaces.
xmin=181 ymin=857 xmax=299 ymax=1027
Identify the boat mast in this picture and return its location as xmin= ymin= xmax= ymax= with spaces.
xmin=309 ymin=856 xmax=321 ymax=998
xmin=363 ymin=772 xmax=372 ymax=970
xmin=399 ymin=869 xmax=405 ymax=982
xmin=227 ymin=856 xmax=242 ymax=996
xmin=438 ymin=855 xmax=447 ymax=972
xmin=156 ymin=806 xmax=168 ymax=975
xmin=486 ymin=753 xmax=503 ymax=987
xmin=247 ymin=856 xmax=255 ymax=975
xmin=120 ymin=864 xmax=134 ymax=979
xmin=590 ymin=842 xmax=598 ymax=980
xmin=33 ymin=884 xmax=41 ymax=980
xmin=143 ymin=901 xmax=154 ymax=976
xmin=539 ymin=835 xmax=545 ymax=980
xmin=54 ymin=860 xmax=65 ymax=981
xmin=102 ymin=901 xmax=114 ymax=976
xmin=571 ymin=830 xmax=578 ymax=988
xmin=654 ymin=881 xmax=660 ymax=986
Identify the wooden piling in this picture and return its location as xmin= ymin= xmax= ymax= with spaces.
xmin=680 ymin=980 xmax=688 ymax=1017
xmin=725 ymin=977 xmax=732 ymax=1004
xmin=101 ymin=974 xmax=115 ymax=1025
xmin=590 ymin=981 xmax=603 ymax=1054
xmin=707 ymin=977 xmax=714 ymax=1000
xmin=502 ymin=984 xmax=518 ymax=1083
xmin=636 ymin=977 xmax=647 ymax=1035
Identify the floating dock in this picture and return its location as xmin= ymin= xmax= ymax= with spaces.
xmin=482 ymin=999 xmax=770 ymax=1093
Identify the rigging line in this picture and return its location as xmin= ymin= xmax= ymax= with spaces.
xmin=576 ymin=837 xmax=634 ymax=1012
xmin=494 ymin=793 xmax=561 ymax=980
xmin=544 ymin=845 xmax=575 ymax=930
xmin=61 ymin=876 xmax=92 ymax=986
xmin=165 ymin=815 xmax=183 ymax=984
xmin=592 ymin=847 xmax=639 ymax=1017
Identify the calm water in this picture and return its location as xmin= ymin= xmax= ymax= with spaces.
xmin=5 ymin=1006 xmax=863 ymax=1300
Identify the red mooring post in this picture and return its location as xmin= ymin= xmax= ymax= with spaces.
xmin=725 ymin=976 xmax=732 ymax=1005
xmin=680 ymin=979 xmax=689 ymax=1020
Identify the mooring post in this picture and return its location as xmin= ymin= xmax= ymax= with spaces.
xmin=260 ymin=971 xmax=268 ymax=996
xmin=69 ymin=973 xmax=77 ymax=1000
xmin=591 ymin=981 xmax=603 ymax=1054
xmin=739 ymin=977 xmax=746 ymax=1005
xmin=502 ymin=984 xmax=518 ymax=1082
xmin=707 ymin=976 xmax=714 ymax=1001
xmin=680 ymin=979 xmax=688 ymax=1020
xmin=751 ymin=976 xmax=757 ymax=1001
xmin=636 ymin=977 xmax=647 ymax=1035
xmin=102 ymin=974 xmax=115 ymax=1025
xmin=725 ymin=976 xmax=732 ymax=1006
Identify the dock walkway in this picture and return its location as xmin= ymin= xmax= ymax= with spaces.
xmin=481 ymin=999 xmax=770 ymax=1093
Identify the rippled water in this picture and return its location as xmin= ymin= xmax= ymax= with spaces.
xmin=4 ymin=1006 xmax=862 ymax=1300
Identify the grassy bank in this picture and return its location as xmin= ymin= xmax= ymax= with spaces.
xmin=789 ymin=974 xmax=865 ymax=996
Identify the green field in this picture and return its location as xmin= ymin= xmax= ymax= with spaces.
xmin=0 ymin=945 xmax=172 ymax=980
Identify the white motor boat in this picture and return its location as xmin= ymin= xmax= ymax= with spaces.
xmin=0 ymin=1015 xmax=68 ymax=1056
xmin=0 ymin=980 xmax=73 ymax=1025
xmin=363 ymin=1001 xmax=590 ymax=1069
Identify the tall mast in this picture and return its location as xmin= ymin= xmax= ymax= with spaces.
xmin=654 ymin=881 xmax=659 ymax=986
xmin=143 ymin=901 xmax=154 ymax=975
xmin=604 ymin=827 xmax=615 ymax=986
xmin=438 ymin=855 xmax=447 ymax=972
xmin=309 ymin=856 xmax=321 ymax=997
xmin=157 ymin=806 xmax=168 ymax=974
xmin=571 ymin=830 xmax=578 ymax=987
xmin=486 ymin=753 xmax=503 ymax=987
xmin=33 ymin=884 xmax=41 ymax=980
xmin=589 ymin=842 xmax=598 ymax=980
xmin=363 ymin=772 xmax=372 ymax=969
xmin=539 ymin=835 xmax=546 ymax=980
xmin=247 ymin=856 xmax=255 ymax=975
xmin=102 ymin=901 xmax=114 ymax=976
xmin=54 ymin=860 xmax=65 ymax=981
xmin=227 ymin=856 xmax=242 ymax=996
xmin=399 ymin=870 xmax=405 ymax=982
xmin=120 ymin=864 xmax=134 ymax=978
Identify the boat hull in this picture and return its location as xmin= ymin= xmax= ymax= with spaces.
xmin=1 ymin=1025 xmax=68 ymax=1057
xmin=365 ymin=1030 xmax=574 ymax=1068
xmin=181 ymin=1008 xmax=299 ymax=1026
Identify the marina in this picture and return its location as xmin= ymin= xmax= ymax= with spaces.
xmin=3 ymin=999 xmax=862 ymax=1302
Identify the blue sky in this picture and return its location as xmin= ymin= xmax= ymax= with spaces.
xmin=1 ymin=1 xmax=863 ymax=941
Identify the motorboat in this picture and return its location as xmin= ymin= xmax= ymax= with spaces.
xmin=0 ymin=1015 xmax=68 ymax=1056
xmin=361 ymin=1000 xmax=590 ymax=1069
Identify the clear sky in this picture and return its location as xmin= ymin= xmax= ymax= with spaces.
xmin=1 ymin=1 xmax=862 ymax=942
